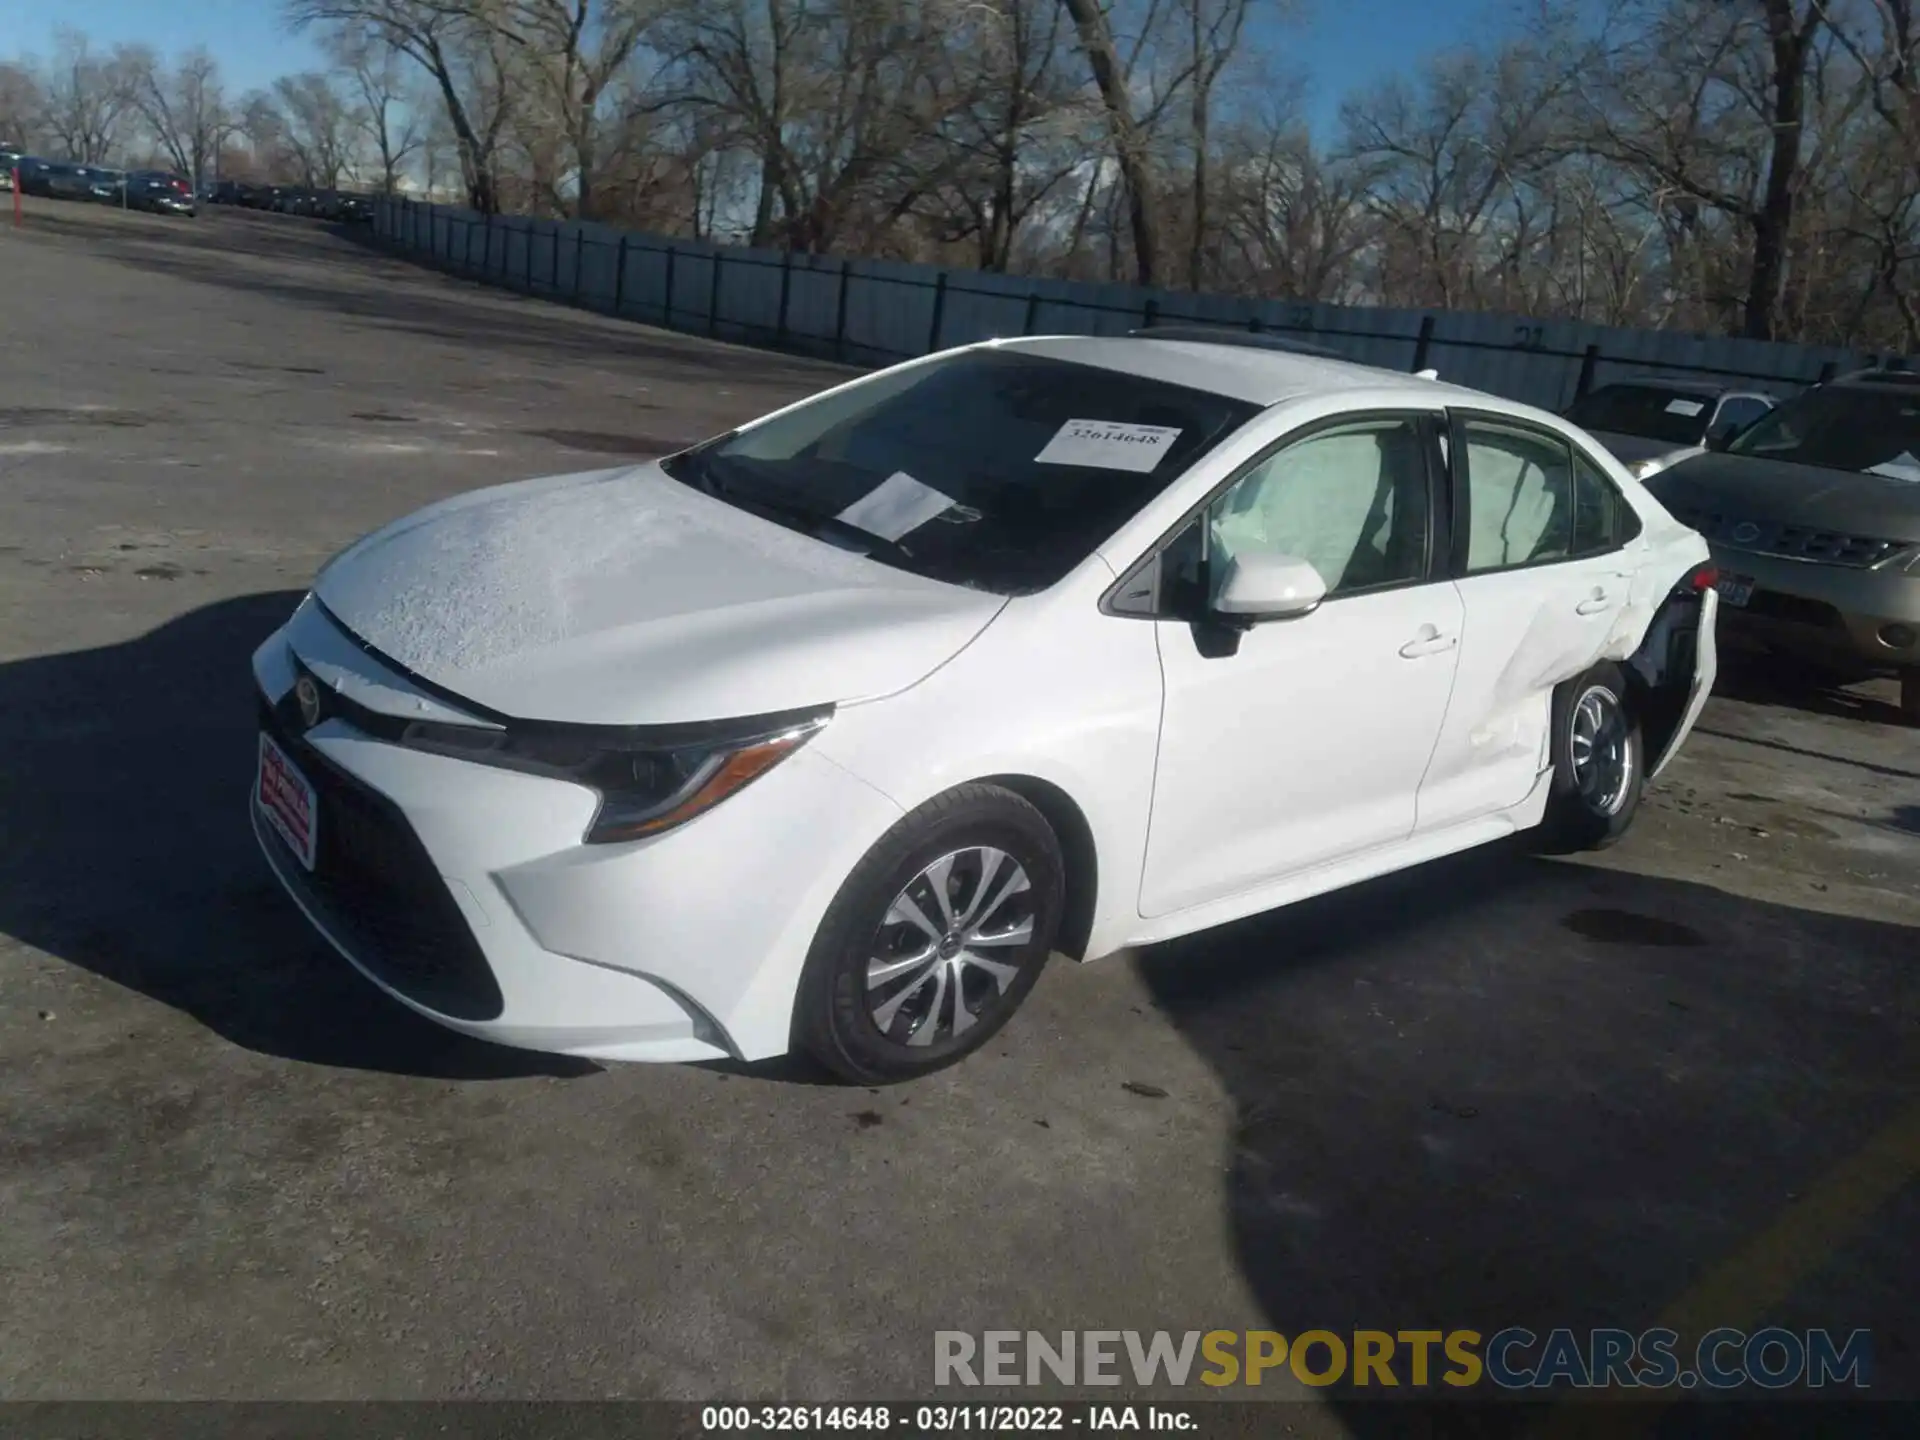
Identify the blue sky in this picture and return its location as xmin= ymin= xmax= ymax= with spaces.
xmin=10 ymin=0 xmax=1519 ymax=133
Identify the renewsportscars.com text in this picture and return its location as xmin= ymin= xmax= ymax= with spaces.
xmin=934 ymin=1328 xmax=1872 ymax=1391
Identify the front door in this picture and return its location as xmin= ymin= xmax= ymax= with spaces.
xmin=1140 ymin=413 xmax=1463 ymax=918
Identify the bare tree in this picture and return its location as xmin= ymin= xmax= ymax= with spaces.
xmin=1343 ymin=38 xmax=1580 ymax=310
xmin=1578 ymin=0 xmax=1833 ymax=339
xmin=910 ymin=0 xmax=1086 ymax=270
xmin=37 ymin=28 xmax=136 ymax=163
xmin=126 ymin=46 xmax=232 ymax=186
xmin=495 ymin=0 xmax=662 ymax=219
xmin=652 ymin=0 xmax=957 ymax=253
xmin=1059 ymin=0 xmax=1162 ymax=284
xmin=1178 ymin=0 xmax=1255 ymax=289
xmin=1213 ymin=100 xmax=1372 ymax=302
xmin=286 ymin=0 xmax=513 ymax=212
xmin=0 ymin=60 xmax=42 ymax=147
xmin=332 ymin=27 xmax=422 ymax=192
xmin=1818 ymin=0 xmax=1920 ymax=346
xmin=269 ymin=72 xmax=366 ymax=187
xmin=12 ymin=0 xmax=1920 ymax=348
xmin=418 ymin=96 xmax=461 ymax=197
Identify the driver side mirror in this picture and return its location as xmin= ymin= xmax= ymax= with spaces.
xmin=1213 ymin=552 xmax=1328 ymax=624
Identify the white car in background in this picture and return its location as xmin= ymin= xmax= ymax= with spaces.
xmin=251 ymin=335 xmax=1718 ymax=1082
xmin=1563 ymin=378 xmax=1777 ymax=480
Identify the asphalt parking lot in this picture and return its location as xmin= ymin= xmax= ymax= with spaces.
xmin=1 ymin=201 xmax=1916 ymax=1430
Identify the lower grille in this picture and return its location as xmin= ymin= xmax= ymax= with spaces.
xmin=258 ymin=695 xmax=505 ymax=1021
xmin=1674 ymin=506 xmax=1900 ymax=568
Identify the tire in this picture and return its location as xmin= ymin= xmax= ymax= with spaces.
xmin=795 ymin=783 xmax=1065 ymax=1084
xmin=1535 ymin=662 xmax=1645 ymax=853
xmin=1901 ymin=670 xmax=1920 ymax=729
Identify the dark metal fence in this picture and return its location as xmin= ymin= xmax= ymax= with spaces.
xmin=376 ymin=198 xmax=1898 ymax=411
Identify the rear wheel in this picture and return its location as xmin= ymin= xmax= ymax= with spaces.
xmin=1536 ymin=662 xmax=1644 ymax=853
xmin=795 ymin=784 xmax=1064 ymax=1084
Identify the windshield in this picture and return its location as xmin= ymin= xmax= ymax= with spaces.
xmin=661 ymin=348 xmax=1261 ymax=594
xmin=1564 ymin=384 xmax=1716 ymax=446
xmin=1726 ymin=384 xmax=1920 ymax=479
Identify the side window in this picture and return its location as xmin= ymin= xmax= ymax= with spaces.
xmin=1207 ymin=417 xmax=1431 ymax=601
xmin=1572 ymin=454 xmax=1640 ymax=554
xmin=1461 ymin=420 xmax=1572 ymax=573
xmin=1711 ymin=396 xmax=1770 ymax=443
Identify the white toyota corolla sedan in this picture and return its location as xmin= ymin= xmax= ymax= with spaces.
xmin=252 ymin=334 xmax=1719 ymax=1082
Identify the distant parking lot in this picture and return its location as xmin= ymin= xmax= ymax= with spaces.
xmin=1 ymin=201 xmax=1914 ymax=1424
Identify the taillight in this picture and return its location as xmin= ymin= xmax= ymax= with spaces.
xmin=1677 ymin=562 xmax=1718 ymax=595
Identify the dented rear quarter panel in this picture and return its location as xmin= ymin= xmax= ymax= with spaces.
xmin=1415 ymin=457 xmax=1711 ymax=833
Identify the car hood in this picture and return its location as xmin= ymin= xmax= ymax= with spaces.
xmin=1646 ymin=452 xmax=1920 ymax=545
xmin=312 ymin=463 xmax=1008 ymax=725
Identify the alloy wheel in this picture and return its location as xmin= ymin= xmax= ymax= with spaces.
xmin=1570 ymin=684 xmax=1634 ymax=817
xmin=867 ymin=846 xmax=1036 ymax=1048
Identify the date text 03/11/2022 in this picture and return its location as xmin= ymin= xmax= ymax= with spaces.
xmin=699 ymin=1405 xmax=1196 ymax=1433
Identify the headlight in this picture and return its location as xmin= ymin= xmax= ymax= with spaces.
xmin=398 ymin=708 xmax=832 ymax=844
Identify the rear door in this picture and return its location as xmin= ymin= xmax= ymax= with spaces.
xmin=1416 ymin=412 xmax=1648 ymax=833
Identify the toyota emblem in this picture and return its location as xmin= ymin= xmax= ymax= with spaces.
xmin=1730 ymin=521 xmax=1761 ymax=544
xmin=294 ymin=675 xmax=322 ymax=730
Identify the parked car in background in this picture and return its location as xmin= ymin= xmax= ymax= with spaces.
xmin=13 ymin=157 xmax=55 ymax=196
xmin=1564 ymin=379 xmax=1777 ymax=481
xmin=37 ymin=162 xmax=99 ymax=201
xmin=0 ymin=147 xmax=20 ymax=189
xmin=338 ymin=193 xmax=374 ymax=222
xmin=86 ymin=168 xmax=127 ymax=204
xmin=1646 ymin=364 xmax=1920 ymax=724
xmin=249 ymin=335 xmax=1718 ymax=1079
xmin=125 ymin=170 xmax=197 ymax=215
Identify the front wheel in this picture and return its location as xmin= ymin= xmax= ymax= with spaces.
xmin=795 ymin=784 xmax=1065 ymax=1084
xmin=1535 ymin=663 xmax=1645 ymax=853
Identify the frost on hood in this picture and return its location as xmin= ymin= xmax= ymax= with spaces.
xmin=322 ymin=465 xmax=908 ymax=678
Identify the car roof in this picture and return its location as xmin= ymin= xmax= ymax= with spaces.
xmin=1831 ymin=363 xmax=1920 ymax=388
xmin=998 ymin=334 xmax=1484 ymax=409
xmin=1124 ymin=323 xmax=1352 ymax=362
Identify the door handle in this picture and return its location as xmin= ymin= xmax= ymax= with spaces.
xmin=1399 ymin=627 xmax=1458 ymax=659
xmin=1575 ymin=589 xmax=1613 ymax=616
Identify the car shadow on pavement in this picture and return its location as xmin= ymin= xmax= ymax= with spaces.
xmin=0 ymin=591 xmax=595 ymax=1080
xmin=1711 ymin=648 xmax=1908 ymax=729
xmin=1134 ymin=840 xmax=1918 ymax=1429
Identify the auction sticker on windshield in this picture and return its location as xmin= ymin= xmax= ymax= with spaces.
xmin=258 ymin=731 xmax=318 ymax=871
xmin=836 ymin=471 xmax=957 ymax=541
xmin=1035 ymin=420 xmax=1182 ymax=473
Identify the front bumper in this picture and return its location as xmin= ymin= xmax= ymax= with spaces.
xmin=1710 ymin=544 xmax=1920 ymax=674
xmin=249 ymin=606 xmax=905 ymax=1063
